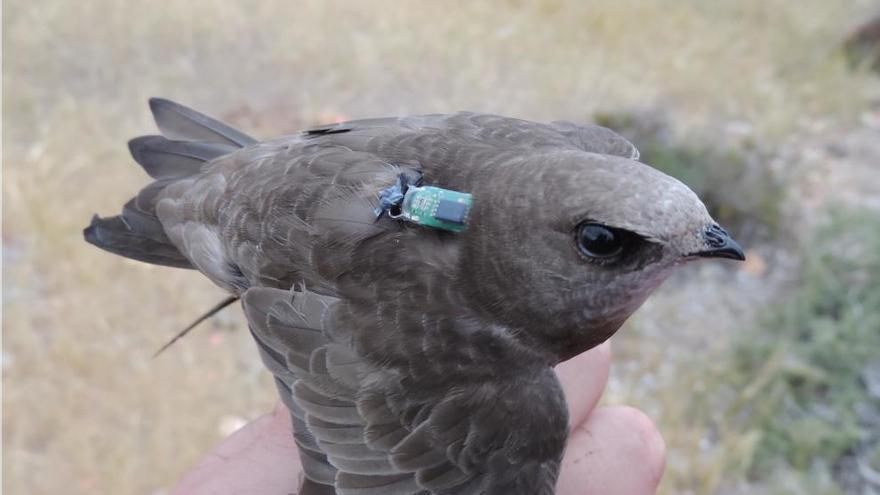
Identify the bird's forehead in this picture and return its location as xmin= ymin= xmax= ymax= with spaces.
xmin=541 ymin=153 xmax=712 ymax=243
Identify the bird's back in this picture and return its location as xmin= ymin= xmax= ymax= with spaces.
xmin=151 ymin=111 xmax=639 ymax=295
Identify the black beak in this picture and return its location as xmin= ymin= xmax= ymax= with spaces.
xmin=693 ymin=224 xmax=746 ymax=261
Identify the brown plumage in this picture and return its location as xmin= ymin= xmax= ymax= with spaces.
xmin=85 ymin=99 xmax=743 ymax=494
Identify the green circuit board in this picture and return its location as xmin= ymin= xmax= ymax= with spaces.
xmin=399 ymin=186 xmax=473 ymax=233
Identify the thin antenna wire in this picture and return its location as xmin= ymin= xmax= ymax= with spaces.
xmin=152 ymin=296 xmax=239 ymax=358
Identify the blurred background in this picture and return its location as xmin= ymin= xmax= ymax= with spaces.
xmin=4 ymin=1 xmax=880 ymax=493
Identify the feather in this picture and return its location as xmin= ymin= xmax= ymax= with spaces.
xmin=152 ymin=295 xmax=239 ymax=357
xmin=128 ymin=135 xmax=235 ymax=180
xmin=363 ymin=422 xmax=408 ymax=451
xmin=307 ymin=416 xmax=366 ymax=445
xmin=300 ymin=447 xmax=340 ymax=485
xmin=149 ymin=97 xmax=257 ymax=147
xmin=323 ymin=345 xmax=362 ymax=390
xmin=328 ymin=456 xmax=401 ymax=477
xmin=293 ymin=382 xmax=361 ymax=424
xmin=415 ymin=462 xmax=469 ymax=491
xmin=299 ymin=479 xmax=338 ymax=495
xmin=335 ymin=472 xmax=422 ymax=495
xmin=83 ymin=214 xmax=191 ymax=268
xmin=319 ymin=441 xmax=388 ymax=461
xmin=390 ymin=423 xmax=448 ymax=471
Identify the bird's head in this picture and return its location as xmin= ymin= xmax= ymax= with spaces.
xmin=459 ymin=150 xmax=744 ymax=362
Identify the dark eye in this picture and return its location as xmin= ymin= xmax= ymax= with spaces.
xmin=576 ymin=223 xmax=626 ymax=259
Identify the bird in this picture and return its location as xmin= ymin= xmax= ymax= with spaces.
xmin=84 ymin=98 xmax=744 ymax=495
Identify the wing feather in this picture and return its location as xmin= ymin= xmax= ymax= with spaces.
xmin=149 ymin=98 xmax=257 ymax=147
xmin=243 ymin=287 xmax=566 ymax=495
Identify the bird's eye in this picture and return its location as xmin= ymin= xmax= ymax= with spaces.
xmin=576 ymin=223 xmax=626 ymax=259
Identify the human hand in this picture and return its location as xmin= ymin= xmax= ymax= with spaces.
xmin=171 ymin=342 xmax=666 ymax=494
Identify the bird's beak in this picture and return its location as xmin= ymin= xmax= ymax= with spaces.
xmin=692 ymin=224 xmax=745 ymax=261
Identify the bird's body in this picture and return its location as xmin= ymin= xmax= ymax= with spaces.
xmin=85 ymin=100 xmax=743 ymax=494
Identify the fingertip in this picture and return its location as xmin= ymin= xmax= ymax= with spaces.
xmin=169 ymin=404 xmax=301 ymax=495
xmin=606 ymin=406 xmax=666 ymax=486
xmin=557 ymin=405 xmax=666 ymax=495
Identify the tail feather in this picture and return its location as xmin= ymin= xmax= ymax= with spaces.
xmin=85 ymin=98 xmax=257 ymax=270
xmin=84 ymin=215 xmax=193 ymax=268
xmin=121 ymin=196 xmax=166 ymax=239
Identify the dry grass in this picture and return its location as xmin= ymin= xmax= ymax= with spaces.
xmin=3 ymin=1 xmax=878 ymax=494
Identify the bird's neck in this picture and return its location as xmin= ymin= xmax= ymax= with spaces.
xmin=548 ymin=318 xmax=625 ymax=363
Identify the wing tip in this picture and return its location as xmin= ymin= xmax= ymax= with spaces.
xmin=83 ymin=214 xmax=123 ymax=247
xmin=83 ymin=214 xmax=102 ymax=245
xmin=127 ymin=135 xmax=160 ymax=165
xmin=148 ymin=96 xmax=173 ymax=112
xmin=146 ymin=97 xmax=258 ymax=147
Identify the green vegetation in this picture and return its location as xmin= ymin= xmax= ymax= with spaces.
xmin=706 ymin=210 xmax=880 ymax=489
xmin=614 ymin=210 xmax=880 ymax=494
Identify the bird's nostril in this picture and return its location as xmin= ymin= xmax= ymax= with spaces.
xmin=704 ymin=224 xmax=731 ymax=249
xmin=693 ymin=224 xmax=745 ymax=261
